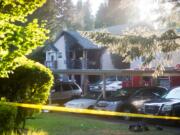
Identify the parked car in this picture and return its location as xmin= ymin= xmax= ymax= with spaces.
xmin=64 ymin=92 xmax=102 ymax=109
xmin=89 ymin=76 xmax=128 ymax=92
xmin=50 ymin=81 xmax=82 ymax=104
xmin=105 ymin=81 xmax=122 ymax=91
xmin=143 ymin=87 xmax=180 ymax=117
xmin=93 ymin=86 xmax=168 ymax=120
xmin=88 ymin=78 xmax=116 ymax=92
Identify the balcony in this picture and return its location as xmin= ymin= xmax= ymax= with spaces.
xmin=68 ymin=59 xmax=99 ymax=69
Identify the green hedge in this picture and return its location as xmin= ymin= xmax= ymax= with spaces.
xmin=0 ymin=101 xmax=17 ymax=133
xmin=0 ymin=59 xmax=54 ymax=130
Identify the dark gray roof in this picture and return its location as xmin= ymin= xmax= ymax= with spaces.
xmin=60 ymin=31 xmax=101 ymax=50
xmin=44 ymin=44 xmax=58 ymax=52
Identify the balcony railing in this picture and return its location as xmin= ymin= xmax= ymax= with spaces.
xmin=68 ymin=59 xmax=99 ymax=69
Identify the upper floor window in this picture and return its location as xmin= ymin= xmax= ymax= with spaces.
xmin=58 ymin=52 xmax=62 ymax=58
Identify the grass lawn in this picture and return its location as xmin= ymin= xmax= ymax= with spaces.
xmin=26 ymin=112 xmax=179 ymax=135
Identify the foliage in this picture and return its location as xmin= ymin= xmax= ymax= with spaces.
xmin=30 ymin=0 xmax=95 ymax=42
xmin=0 ymin=0 xmax=48 ymax=77
xmin=110 ymin=53 xmax=130 ymax=69
xmin=0 ymin=99 xmax=17 ymax=133
xmin=81 ymin=29 xmax=180 ymax=76
xmin=0 ymin=58 xmax=54 ymax=129
xmin=0 ymin=0 xmax=54 ymax=132
xmin=95 ymin=1 xmax=129 ymax=28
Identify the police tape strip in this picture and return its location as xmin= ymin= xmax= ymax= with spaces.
xmin=3 ymin=102 xmax=180 ymax=120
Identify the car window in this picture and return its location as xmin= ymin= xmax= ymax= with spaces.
xmin=155 ymin=87 xmax=168 ymax=96
xmin=62 ymin=83 xmax=72 ymax=91
xmin=70 ymin=83 xmax=79 ymax=90
xmin=53 ymin=83 xmax=61 ymax=92
xmin=106 ymin=88 xmax=139 ymax=99
xmin=166 ymin=87 xmax=180 ymax=99
xmin=132 ymin=87 xmax=167 ymax=98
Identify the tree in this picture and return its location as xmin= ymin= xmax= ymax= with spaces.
xmin=0 ymin=58 xmax=54 ymax=130
xmin=95 ymin=0 xmax=129 ymax=28
xmin=82 ymin=0 xmax=180 ymax=76
xmin=72 ymin=0 xmax=94 ymax=30
xmin=106 ymin=0 xmax=128 ymax=26
xmin=30 ymin=0 xmax=76 ymax=42
xmin=83 ymin=1 xmax=94 ymax=30
xmin=81 ymin=29 xmax=180 ymax=76
xmin=95 ymin=3 xmax=108 ymax=28
xmin=0 ymin=0 xmax=48 ymax=77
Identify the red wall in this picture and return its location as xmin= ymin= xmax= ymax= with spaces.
xmin=170 ymin=76 xmax=180 ymax=87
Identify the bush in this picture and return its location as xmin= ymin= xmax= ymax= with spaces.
xmin=0 ymin=59 xmax=54 ymax=129
xmin=0 ymin=100 xmax=17 ymax=133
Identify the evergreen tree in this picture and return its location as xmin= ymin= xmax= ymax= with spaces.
xmin=31 ymin=0 xmax=76 ymax=41
xmin=95 ymin=0 xmax=129 ymax=28
xmin=83 ymin=1 xmax=94 ymax=30
xmin=72 ymin=0 xmax=84 ymax=30
xmin=73 ymin=0 xmax=94 ymax=30
xmin=95 ymin=3 xmax=108 ymax=28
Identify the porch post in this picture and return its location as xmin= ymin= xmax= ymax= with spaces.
xmin=82 ymin=50 xmax=87 ymax=69
xmin=102 ymin=74 xmax=106 ymax=99
xmin=71 ymin=51 xmax=76 ymax=81
xmin=81 ymin=50 xmax=88 ymax=95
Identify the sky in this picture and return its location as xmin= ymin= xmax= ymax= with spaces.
xmin=72 ymin=0 xmax=105 ymax=16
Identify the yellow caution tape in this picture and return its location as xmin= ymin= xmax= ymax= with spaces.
xmin=3 ymin=102 xmax=180 ymax=120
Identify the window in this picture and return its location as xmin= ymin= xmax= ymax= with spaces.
xmin=58 ymin=52 xmax=62 ymax=58
xmin=62 ymin=83 xmax=72 ymax=91
xmin=54 ymin=83 xmax=61 ymax=92
xmin=71 ymin=84 xmax=79 ymax=90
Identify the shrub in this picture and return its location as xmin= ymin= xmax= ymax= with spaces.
xmin=0 ymin=99 xmax=17 ymax=133
xmin=0 ymin=59 xmax=54 ymax=129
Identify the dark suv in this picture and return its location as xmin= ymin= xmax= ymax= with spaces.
xmin=93 ymin=86 xmax=168 ymax=120
xmin=143 ymin=87 xmax=180 ymax=117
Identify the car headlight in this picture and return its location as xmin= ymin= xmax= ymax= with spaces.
xmin=162 ymin=104 xmax=172 ymax=112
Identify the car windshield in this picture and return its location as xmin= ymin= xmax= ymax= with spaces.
xmin=165 ymin=87 xmax=180 ymax=99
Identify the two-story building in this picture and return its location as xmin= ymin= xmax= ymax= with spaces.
xmin=45 ymin=31 xmax=104 ymax=84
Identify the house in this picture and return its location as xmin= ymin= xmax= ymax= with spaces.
xmin=45 ymin=31 xmax=102 ymax=70
xmin=45 ymin=31 xmax=104 ymax=84
xmin=45 ymin=30 xmax=130 ymax=86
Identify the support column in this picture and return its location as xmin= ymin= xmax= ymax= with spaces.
xmin=71 ymin=51 xmax=76 ymax=81
xmin=81 ymin=50 xmax=88 ymax=95
xmin=102 ymin=74 xmax=106 ymax=99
